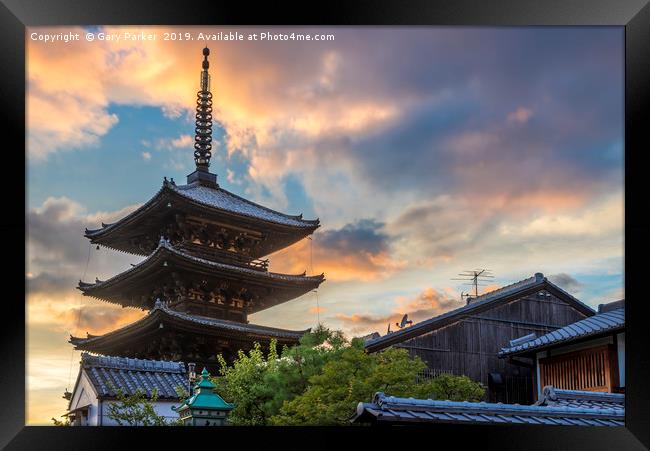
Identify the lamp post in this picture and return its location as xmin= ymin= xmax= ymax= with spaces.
xmin=188 ymin=362 xmax=196 ymax=396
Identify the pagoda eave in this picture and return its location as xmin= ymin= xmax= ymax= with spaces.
xmin=78 ymin=240 xmax=325 ymax=313
xmin=69 ymin=306 xmax=310 ymax=356
xmin=86 ymin=181 xmax=319 ymax=258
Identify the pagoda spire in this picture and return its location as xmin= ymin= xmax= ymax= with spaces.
xmin=194 ymin=47 xmax=213 ymax=171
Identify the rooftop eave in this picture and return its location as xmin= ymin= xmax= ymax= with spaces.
xmin=69 ymin=306 xmax=311 ymax=349
xmin=85 ymin=181 xmax=320 ymax=240
xmin=78 ymin=241 xmax=325 ymax=295
xmin=498 ymin=323 xmax=626 ymax=359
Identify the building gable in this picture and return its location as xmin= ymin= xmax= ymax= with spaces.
xmin=365 ymin=273 xmax=594 ymax=353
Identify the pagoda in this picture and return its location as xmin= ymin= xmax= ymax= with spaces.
xmin=70 ymin=47 xmax=325 ymax=371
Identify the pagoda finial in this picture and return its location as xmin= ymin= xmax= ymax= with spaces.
xmin=194 ymin=47 xmax=213 ymax=171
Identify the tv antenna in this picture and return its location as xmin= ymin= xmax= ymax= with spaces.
xmin=395 ymin=313 xmax=413 ymax=330
xmin=452 ymin=269 xmax=495 ymax=298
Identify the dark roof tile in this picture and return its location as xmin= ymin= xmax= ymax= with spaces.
xmin=352 ymin=389 xmax=624 ymax=426
xmin=500 ymin=308 xmax=624 ymax=357
xmin=79 ymin=353 xmax=187 ymax=400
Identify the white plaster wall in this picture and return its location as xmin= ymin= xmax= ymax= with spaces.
xmin=69 ymin=372 xmax=100 ymax=426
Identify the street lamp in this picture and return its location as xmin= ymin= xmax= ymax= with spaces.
xmin=188 ymin=362 xmax=196 ymax=396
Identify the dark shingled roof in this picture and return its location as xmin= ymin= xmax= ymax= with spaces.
xmin=70 ymin=302 xmax=310 ymax=350
xmin=79 ymin=238 xmax=324 ymax=291
xmin=365 ymin=273 xmax=595 ymax=352
xmin=499 ymin=307 xmax=624 ymax=358
xmin=534 ymin=385 xmax=625 ymax=411
xmin=351 ymin=390 xmax=624 ymax=426
xmin=171 ymin=181 xmax=319 ymax=228
xmin=85 ymin=179 xmax=319 ymax=241
xmin=77 ymin=239 xmax=325 ymax=312
xmin=77 ymin=353 xmax=187 ymax=401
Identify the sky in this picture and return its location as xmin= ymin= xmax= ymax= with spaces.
xmin=26 ymin=26 xmax=624 ymax=425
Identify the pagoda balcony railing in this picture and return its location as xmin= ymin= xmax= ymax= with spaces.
xmin=175 ymin=241 xmax=269 ymax=271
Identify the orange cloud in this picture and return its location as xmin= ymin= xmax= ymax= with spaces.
xmin=336 ymin=287 xmax=462 ymax=334
xmin=269 ymin=220 xmax=406 ymax=282
xmin=27 ymin=26 xmax=399 ymax=164
xmin=269 ymin=238 xmax=404 ymax=282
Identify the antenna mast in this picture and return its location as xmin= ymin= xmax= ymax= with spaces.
xmin=452 ymin=269 xmax=495 ymax=299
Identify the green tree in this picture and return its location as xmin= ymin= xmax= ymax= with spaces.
xmin=213 ymin=325 xmax=348 ymax=425
xmin=213 ymin=325 xmax=485 ymax=426
xmin=425 ymin=373 xmax=486 ymax=402
xmin=51 ymin=417 xmax=71 ymax=426
xmin=270 ymin=342 xmax=485 ymax=425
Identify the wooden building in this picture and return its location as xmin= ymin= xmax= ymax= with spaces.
xmin=364 ymin=273 xmax=595 ymax=404
xmin=499 ymin=299 xmax=624 ymax=399
xmin=69 ymin=47 xmax=324 ymax=372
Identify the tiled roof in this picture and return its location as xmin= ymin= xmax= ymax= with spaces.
xmin=79 ymin=353 xmax=187 ymax=400
xmin=70 ymin=303 xmax=310 ymax=348
xmin=351 ymin=390 xmax=624 ymax=426
xmin=85 ymin=180 xmax=318 ymax=240
xmin=157 ymin=302 xmax=311 ymax=338
xmin=79 ymin=239 xmax=324 ymax=293
xmin=365 ymin=273 xmax=594 ymax=351
xmin=534 ymin=385 xmax=624 ymax=410
xmin=499 ymin=307 xmax=624 ymax=357
xmin=172 ymin=182 xmax=319 ymax=228
xmin=174 ymin=369 xmax=233 ymax=412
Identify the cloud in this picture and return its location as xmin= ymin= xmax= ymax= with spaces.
xmin=336 ymin=287 xmax=462 ymax=334
xmin=27 ymin=197 xmax=142 ymax=296
xmin=270 ymin=219 xmax=406 ymax=282
xmin=507 ymin=106 xmax=534 ymax=124
xmin=27 ymin=27 xmax=623 ymax=240
xmin=58 ymin=304 xmax=145 ymax=336
xmin=142 ymin=151 xmax=152 ymax=161
xmin=547 ymin=273 xmax=584 ymax=293
xmin=26 ymin=196 xmax=146 ymax=346
xmin=153 ymin=134 xmax=195 ymax=151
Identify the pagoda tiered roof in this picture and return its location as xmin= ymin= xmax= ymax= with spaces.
xmin=69 ymin=47 xmax=323 ymax=369
xmin=85 ymin=178 xmax=319 ymax=258
xmin=69 ymin=302 xmax=310 ymax=355
xmin=78 ymin=239 xmax=325 ymax=313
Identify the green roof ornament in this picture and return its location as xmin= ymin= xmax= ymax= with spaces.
xmin=173 ymin=367 xmax=234 ymax=426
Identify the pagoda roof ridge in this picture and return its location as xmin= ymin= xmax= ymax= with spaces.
xmin=85 ymin=178 xmax=319 ymax=242
xmin=171 ymin=180 xmax=320 ymax=226
xmin=78 ymin=239 xmax=325 ymax=292
xmin=69 ymin=304 xmax=311 ymax=348
xmin=77 ymin=240 xmax=325 ymax=312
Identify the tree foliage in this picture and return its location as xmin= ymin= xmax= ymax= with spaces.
xmin=426 ymin=373 xmax=486 ymax=402
xmin=214 ymin=325 xmax=485 ymax=426
xmin=51 ymin=417 xmax=71 ymax=426
xmin=106 ymin=387 xmax=184 ymax=426
xmin=213 ymin=324 xmax=348 ymax=425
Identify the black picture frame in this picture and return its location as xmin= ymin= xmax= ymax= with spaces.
xmin=3 ymin=0 xmax=649 ymax=449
